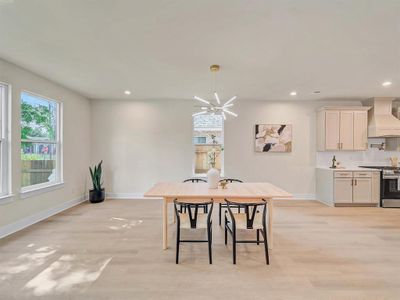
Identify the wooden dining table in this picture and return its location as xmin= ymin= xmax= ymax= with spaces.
xmin=144 ymin=182 xmax=292 ymax=250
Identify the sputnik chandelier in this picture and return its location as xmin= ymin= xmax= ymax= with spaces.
xmin=192 ymin=64 xmax=238 ymax=119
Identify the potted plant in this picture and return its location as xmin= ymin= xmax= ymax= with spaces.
xmin=89 ymin=160 xmax=105 ymax=203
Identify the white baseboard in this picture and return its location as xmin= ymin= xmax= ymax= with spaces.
xmin=316 ymin=198 xmax=334 ymax=207
xmin=106 ymin=192 xmax=155 ymax=199
xmin=106 ymin=192 xmax=316 ymax=201
xmin=0 ymin=194 xmax=87 ymax=239
xmin=289 ymin=194 xmax=316 ymax=200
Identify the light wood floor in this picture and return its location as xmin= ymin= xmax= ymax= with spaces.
xmin=1 ymin=199 xmax=400 ymax=299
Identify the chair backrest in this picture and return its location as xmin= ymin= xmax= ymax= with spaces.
xmin=174 ymin=200 xmax=214 ymax=228
xmin=183 ymin=178 xmax=207 ymax=183
xmin=225 ymin=199 xmax=266 ymax=229
xmin=220 ymin=178 xmax=243 ymax=183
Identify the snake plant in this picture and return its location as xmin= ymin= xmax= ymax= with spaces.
xmin=89 ymin=160 xmax=103 ymax=191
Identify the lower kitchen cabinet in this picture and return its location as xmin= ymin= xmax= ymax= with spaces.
xmin=352 ymin=178 xmax=372 ymax=203
xmin=334 ymin=178 xmax=353 ymax=203
xmin=317 ymin=168 xmax=380 ymax=207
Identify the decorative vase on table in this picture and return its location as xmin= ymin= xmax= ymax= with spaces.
xmin=206 ymin=138 xmax=222 ymax=189
xmin=207 ymin=167 xmax=220 ymax=189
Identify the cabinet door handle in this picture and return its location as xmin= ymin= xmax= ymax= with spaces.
xmin=354 ymin=179 xmax=357 ymax=186
xmin=337 ymin=142 xmax=340 ymax=149
xmin=351 ymin=179 xmax=354 ymax=186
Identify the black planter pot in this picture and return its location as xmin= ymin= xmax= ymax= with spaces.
xmin=89 ymin=188 xmax=105 ymax=203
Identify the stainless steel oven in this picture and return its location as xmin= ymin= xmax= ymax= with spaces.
xmin=359 ymin=166 xmax=400 ymax=208
xmin=381 ymin=172 xmax=400 ymax=208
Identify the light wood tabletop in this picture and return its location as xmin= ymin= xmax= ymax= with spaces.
xmin=144 ymin=182 xmax=292 ymax=200
xmin=144 ymin=182 xmax=292 ymax=250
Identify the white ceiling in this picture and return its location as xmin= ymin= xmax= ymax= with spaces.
xmin=1 ymin=0 xmax=400 ymax=101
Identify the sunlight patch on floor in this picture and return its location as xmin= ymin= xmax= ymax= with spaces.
xmin=108 ymin=217 xmax=143 ymax=231
xmin=24 ymin=255 xmax=112 ymax=296
xmin=0 ymin=245 xmax=57 ymax=281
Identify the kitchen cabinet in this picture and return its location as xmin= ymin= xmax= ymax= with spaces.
xmin=339 ymin=111 xmax=354 ymax=150
xmin=317 ymin=107 xmax=371 ymax=151
xmin=353 ymin=111 xmax=368 ymax=150
xmin=316 ymin=168 xmax=380 ymax=207
xmin=334 ymin=178 xmax=353 ymax=203
xmin=325 ymin=110 xmax=340 ymax=150
xmin=352 ymin=178 xmax=372 ymax=203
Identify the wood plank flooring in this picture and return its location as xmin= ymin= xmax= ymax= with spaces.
xmin=1 ymin=199 xmax=400 ymax=299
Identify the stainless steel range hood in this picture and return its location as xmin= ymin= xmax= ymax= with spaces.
xmin=364 ymin=97 xmax=400 ymax=137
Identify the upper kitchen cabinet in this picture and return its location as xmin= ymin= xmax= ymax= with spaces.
xmin=317 ymin=107 xmax=371 ymax=151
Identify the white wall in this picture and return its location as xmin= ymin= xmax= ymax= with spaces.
xmin=0 ymin=58 xmax=91 ymax=228
xmin=91 ymin=98 xmax=362 ymax=198
xmin=90 ymin=99 xmax=194 ymax=196
xmin=224 ymin=100 xmax=318 ymax=198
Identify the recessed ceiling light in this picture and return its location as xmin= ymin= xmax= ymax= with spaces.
xmin=124 ymin=90 xmax=131 ymax=95
xmin=313 ymin=91 xmax=321 ymax=94
xmin=290 ymin=91 xmax=297 ymax=96
xmin=382 ymin=81 xmax=392 ymax=87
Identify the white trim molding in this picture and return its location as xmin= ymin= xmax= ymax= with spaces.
xmin=106 ymin=192 xmax=316 ymax=201
xmin=0 ymin=193 xmax=14 ymax=205
xmin=284 ymin=194 xmax=316 ymax=200
xmin=106 ymin=192 xmax=160 ymax=200
xmin=20 ymin=181 xmax=65 ymax=199
xmin=0 ymin=194 xmax=87 ymax=239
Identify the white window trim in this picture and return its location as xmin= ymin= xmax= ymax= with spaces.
xmin=0 ymin=82 xmax=12 ymax=203
xmin=20 ymin=181 xmax=64 ymax=199
xmin=0 ymin=194 xmax=15 ymax=205
xmin=19 ymin=90 xmax=63 ymax=196
xmin=192 ymin=115 xmax=225 ymax=177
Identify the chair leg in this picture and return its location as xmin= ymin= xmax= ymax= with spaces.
xmin=207 ymin=225 xmax=212 ymax=264
xmin=232 ymin=230 xmax=237 ymax=265
xmin=262 ymin=229 xmax=269 ymax=265
xmin=256 ymin=229 xmax=260 ymax=245
xmin=224 ymin=216 xmax=228 ymax=245
xmin=219 ymin=203 xmax=222 ymax=226
xmin=176 ymin=226 xmax=180 ymax=264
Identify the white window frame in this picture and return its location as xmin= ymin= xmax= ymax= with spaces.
xmin=192 ymin=114 xmax=224 ymax=177
xmin=0 ymin=82 xmax=12 ymax=202
xmin=20 ymin=91 xmax=63 ymax=197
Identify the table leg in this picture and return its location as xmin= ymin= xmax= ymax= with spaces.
xmin=163 ymin=198 xmax=168 ymax=250
xmin=268 ymin=199 xmax=274 ymax=250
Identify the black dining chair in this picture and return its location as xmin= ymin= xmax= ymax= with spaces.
xmin=174 ymin=199 xmax=214 ymax=264
xmin=224 ymin=199 xmax=269 ymax=265
xmin=183 ymin=178 xmax=207 ymax=183
xmin=218 ymin=179 xmax=243 ymax=225
xmin=180 ymin=178 xmax=208 ymax=213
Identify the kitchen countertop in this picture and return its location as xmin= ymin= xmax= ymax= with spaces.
xmin=316 ymin=166 xmax=380 ymax=171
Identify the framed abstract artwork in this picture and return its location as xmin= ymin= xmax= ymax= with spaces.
xmin=254 ymin=124 xmax=292 ymax=152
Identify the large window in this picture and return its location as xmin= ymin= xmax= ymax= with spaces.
xmin=21 ymin=92 xmax=62 ymax=191
xmin=193 ymin=114 xmax=224 ymax=175
xmin=0 ymin=83 xmax=11 ymax=197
